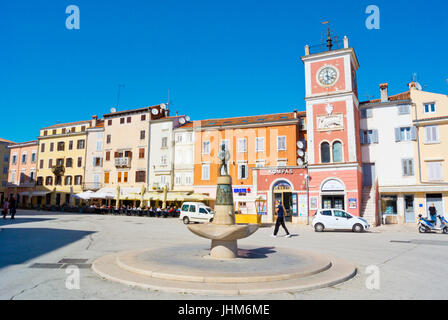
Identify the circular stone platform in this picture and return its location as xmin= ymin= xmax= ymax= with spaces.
xmin=92 ymin=244 xmax=357 ymax=295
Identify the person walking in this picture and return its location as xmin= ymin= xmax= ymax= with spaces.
xmin=2 ymin=198 xmax=9 ymax=219
xmin=9 ymin=196 xmax=17 ymax=219
xmin=272 ymin=200 xmax=291 ymax=238
xmin=429 ymin=203 xmax=437 ymax=224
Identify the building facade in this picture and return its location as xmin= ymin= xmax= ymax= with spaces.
xmin=36 ymin=120 xmax=92 ymax=206
xmin=173 ymin=122 xmax=195 ymax=193
xmin=0 ymin=138 xmax=15 ymax=205
xmin=301 ymin=36 xmax=363 ymax=219
xmin=6 ymin=141 xmax=38 ymax=207
xmin=84 ymin=116 xmax=105 ymax=192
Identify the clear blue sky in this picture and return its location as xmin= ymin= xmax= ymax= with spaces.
xmin=1 ymin=0 xmax=447 ymax=142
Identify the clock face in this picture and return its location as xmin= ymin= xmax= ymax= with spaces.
xmin=317 ymin=66 xmax=339 ymax=87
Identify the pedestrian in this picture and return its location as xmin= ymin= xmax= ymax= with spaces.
xmin=272 ymin=200 xmax=291 ymax=238
xmin=2 ymin=198 xmax=9 ymax=219
xmin=429 ymin=203 xmax=437 ymax=224
xmin=9 ymin=196 xmax=16 ymax=219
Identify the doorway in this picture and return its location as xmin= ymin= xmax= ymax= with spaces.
xmin=273 ymin=191 xmax=293 ymax=222
xmin=322 ymin=195 xmax=345 ymax=210
xmin=404 ymin=195 xmax=415 ymax=223
xmin=426 ymin=194 xmax=443 ymax=216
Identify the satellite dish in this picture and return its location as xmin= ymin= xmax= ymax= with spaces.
xmin=160 ymin=103 xmax=167 ymax=109
xmin=151 ymin=108 xmax=159 ymax=115
xmin=179 ymin=117 xmax=186 ymax=124
xmin=297 ymin=149 xmax=304 ymax=157
xmin=297 ymin=141 xmax=304 ymax=149
xmin=297 ymin=158 xmax=304 ymax=166
xmin=185 ymin=116 xmax=190 ymax=122
xmin=415 ymin=82 xmax=423 ymax=91
xmin=110 ymin=108 xmax=117 ymax=113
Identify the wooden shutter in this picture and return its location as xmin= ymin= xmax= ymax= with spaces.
xmin=394 ymin=128 xmax=401 ymax=142
xmin=410 ymin=126 xmax=417 ymax=141
xmin=106 ymin=151 xmax=110 ymax=161
xmin=104 ymin=172 xmax=109 ymax=184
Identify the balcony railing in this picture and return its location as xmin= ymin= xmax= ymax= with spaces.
xmin=115 ymin=157 xmax=131 ymax=168
xmin=82 ymin=182 xmax=103 ymax=191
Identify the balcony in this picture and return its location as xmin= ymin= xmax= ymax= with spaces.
xmin=115 ymin=157 xmax=131 ymax=168
xmin=82 ymin=182 xmax=103 ymax=191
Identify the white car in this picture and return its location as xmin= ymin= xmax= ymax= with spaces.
xmin=312 ymin=209 xmax=370 ymax=232
xmin=179 ymin=202 xmax=215 ymax=224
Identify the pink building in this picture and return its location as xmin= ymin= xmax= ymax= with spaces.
xmin=7 ymin=141 xmax=38 ymax=207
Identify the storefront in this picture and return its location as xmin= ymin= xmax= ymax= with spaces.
xmin=254 ymin=167 xmax=308 ymax=224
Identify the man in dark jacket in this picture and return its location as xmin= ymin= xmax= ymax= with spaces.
xmin=429 ymin=203 xmax=437 ymax=224
xmin=272 ymin=200 xmax=291 ymax=238
xmin=10 ymin=196 xmax=17 ymax=219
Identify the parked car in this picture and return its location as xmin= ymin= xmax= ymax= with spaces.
xmin=179 ymin=202 xmax=215 ymax=224
xmin=312 ymin=209 xmax=370 ymax=232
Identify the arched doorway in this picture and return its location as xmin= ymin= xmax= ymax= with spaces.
xmin=272 ymin=180 xmax=293 ymax=222
xmin=320 ymin=179 xmax=346 ymax=210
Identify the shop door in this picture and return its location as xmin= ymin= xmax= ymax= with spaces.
xmin=283 ymin=192 xmax=293 ymax=222
xmin=426 ymin=194 xmax=443 ymax=217
xmin=404 ymin=195 xmax=415 ymax=223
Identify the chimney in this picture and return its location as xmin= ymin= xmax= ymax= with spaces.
xmin=304 ymin=45 xmax=310 ymax=56
xmin=343 ymin=36 xmax=349 ymax=48
xmin=379 ymin=83 xmax=388 ymax=102
xmin=92 ymin=115 xmax=98 ymax=127
xmin=293 ymin=109 xmax=298 ymax=119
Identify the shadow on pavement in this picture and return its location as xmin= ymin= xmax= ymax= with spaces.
xmin=237 ymin=246 xmax=276 ymax=259
xmin=0 ymin=217 xmax=55 ymax=226
xmin=0 ymin=228 xmax=96 ymax=269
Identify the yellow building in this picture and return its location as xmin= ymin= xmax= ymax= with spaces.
xmin=0 ymin=138 xmax=16 ymax=205
xmin=410 ymin=83 xmax=448 ymax=218
xmin=36 ymin=119 xmax=93 ymax=207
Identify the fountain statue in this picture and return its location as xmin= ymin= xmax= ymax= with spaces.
xmin=187 ymin=144 xmax=259 ymax=259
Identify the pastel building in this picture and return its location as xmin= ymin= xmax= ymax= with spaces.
xmin=301 ymin=36 xmax=363 ymax=218
xmin=6 ymin=141 xmax=38 ymax=207
xmin=84 ymin=116 xmax=105 ymax=191
xmin=173 ymin=122 xmax=195 ymax=193
xmin=36 ymin=119 xmax=93 ymax=206
xmin=0 ymin=138 xmax=15 ymax=205
xmin=360 ymin=84 xmax=416 ymax=224
xmin=410 ymin=85 xmax=448 ymax=219
xmin=193 ymin=111 xmax=306 ymax=222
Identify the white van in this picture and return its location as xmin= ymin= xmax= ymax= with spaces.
xmin=179 ymin=202 xmax=215 ymax=224
xmin=312 ymin=209 xmax=370 ymax=232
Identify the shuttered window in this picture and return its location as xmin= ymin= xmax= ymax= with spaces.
xmin=402 ymin=159 xmax=414 ymax=176
xmin=104 ymin=172 xmax=110 ymax=184
xmin=427 ymin=162 xmax=443 ymax=181
xmin=424 ymin=126 xmax=439 ymax=143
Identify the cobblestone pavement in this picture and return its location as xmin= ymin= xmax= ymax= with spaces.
xmin=1 ymin=210 xmax=447 ymax=300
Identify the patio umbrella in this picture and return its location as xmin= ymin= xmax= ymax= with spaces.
xmin=140 ymin=185 xmax=146 ymax=208
xmin=116 ymin=185 xmax=121 ymax=208
xmin=162 ymin=186 xmax=168 ymax=209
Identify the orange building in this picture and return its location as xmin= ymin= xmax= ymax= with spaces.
xmin=193 ymin=110 xmax=306 ymax=217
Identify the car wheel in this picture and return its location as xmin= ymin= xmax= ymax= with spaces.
xmin=419 ymin=225 xmax=427 ymax=233
xmin=314 ymin=223 xmax=324 ymax=232
xmin=352 ymin=224 xmax=364 ymax=233
xmin=443 ymin=227 xmax=448 ymax=234
xmin=209 ymin=218 xmax=214 ymax=223
xmin=183 ymin=216 xmax=190 ymax=225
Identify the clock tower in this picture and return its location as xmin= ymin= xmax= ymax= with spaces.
xmin=301 ymin=35 xmax=363 ymax=216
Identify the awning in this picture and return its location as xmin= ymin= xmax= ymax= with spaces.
xmin=92 ymin=188 xmax=116 ymax=199
xmin=73 ymin=190 xmax=95 ymax=200
xmin=31 ymin=191 xmax=52 ymax=197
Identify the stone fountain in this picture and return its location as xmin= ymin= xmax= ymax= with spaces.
xmin=187 ymin=145 xmax=258 ymax=259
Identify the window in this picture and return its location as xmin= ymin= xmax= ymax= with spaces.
xmin=202 ymin=141 xmax=210 ymax=154
xmin=424 ymin=103 xmax=436 ymax=114
xmin=65 ymin=176 xmax=72 ymax=186
xmin=4 ymin=154 xmax=9 ymax=162
xmin=427 ymin=162 xmax=443 ymax=181
xmin=256 ymin=137 xmax=265 ymax=152
xmin=333 ymin=141 xmax=343 ymax=163
xmin=74 ymin=175 xmax=82 ymax=185
xmin=277 ymin=160 xmax=287 ymax=167
xmin=186 ymin=133 xmax=193 ymax=143
xmin=220 ymin=140 xmax=230 ymax=152
xmin=140 ymin=130 xmax=146 ymax=140
xmin=117 ymin=172 xmax=122 ymax=183
xmin=202 ymin=164 xmax=210 ymax=180
xmin=161 ymin=154 xmax=167 ymax=165
xmin=30 ymin=171 xmax=35 ymax=182
xmin=96 ymin=140 xmax=102 ymax=151
xmin=81 ymin=126 xmax=86 ymax=132
xmin=321 ymin=142 xmax=330 ymax=163
xmin=56 ymin=158 xmax=64 ymax=166
xmin=69 ymin=140 xmax=73 ymax=150
xmin=62 ymin=128 xmax=66 ymax=134
xmin=20 ymin=172 xmax=27 ymax=184
xmin=398 ymin=105 xmax=410 ymax=115
xmin=127 ymin=117 xmax=131 ymax=123
xmin=37 ymin=177 xmax=43 ymax=186
xmin=256 ymin=160 xmax=265 ymax=168
xmin=53 ymin=129 xmax=57 ymax=135
xmin=12 ymin=154 xmax=17 ymax=164
xmin=360 ymin=108 xmax=372 ymax=118
xmin=160 ymin=175 xmax=167 ymax=186
xmin=31 ymin=152 xmax=37 ymax=163
xmin=106 ymin=135 xmax=111 ymax=144
xmin=238 ymin=163 xmax=248 ymax=180
xmin=277 ymin=136 xmax=286 ymax=151
xmin=48 ymin=159 xmax=53 ymax=168
xmin=161 ymin=137 xmax=168 ymax=148
xmin=139 ymin=148 xmax=145 ymax=159
xmin=57 ymin=142 xmax=65 ymax=151
xmin=402 ymin=159 xmax=414 ymax=176
xmin=176 ymin=134 xmax=183 ymax=144
xmin=400 ymin=127 xmax=411 ymax=141
xmin=66 ymin=158 xmax=73 ymax=168
xmin=43 ymin=130 xmax=48 ymax=136
xmin=11 ymin=171 xmax=16 ymax=183
xmin=238 ymin=138 xmax=247 ymax=153
xmin=41 ymin=143 xmax=45 ymax=153
xmin=136 ymin=171 xmax=146 ymax=183
xmin=381 ymin=195 xmax=397 ymax=215
xmin=71 ymin=127 xmax=75 ymax=133
xmin=21 ymin=153 xmax=27 ymax=164
xmin=50 ymin=143 xmax=54 ymax=152
xmin=94 ymin=157 xmax=102 ymax=167
xmin=361 ymin=129 xmax=379 ymax=144
xmin=120 ymin=118 xmax=125 ymax=124
xmin=39 ymin=160 xmax=44 ymax=169
xmin=424 ymin=126 xmax=439 ymax=144
xmin=104 ymin=172 xmax=110 ymax=184
xmin=108 ymin=119 xmax=112 ymax=126
xmin=321 ymin=210 xmax=332 ymax=216
xmin=394 ymin=127 xmax=416 ymax=142
xmin=141 ymin=114 xmax=146 ymax=121
xmin=77 ymin=157 xmax=82 ymax=167
xmin=45 ymin=176 xmax=53 ymax=186
xmin=77 ymin=140 xmax=85 ymax=149
xmin=185 ymin=173 xmax=192 ymax=185
xmin=175 ymin=174 xmax=182 ymax=185
xmin=106 ymin=151 xmax=111 ymax=161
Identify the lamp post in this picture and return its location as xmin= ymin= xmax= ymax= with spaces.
xmin=305 ymin=173 xmax=310 ymax=225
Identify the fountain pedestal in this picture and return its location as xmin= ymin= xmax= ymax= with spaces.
xmin=187 ymin=175 xmax=259 ymax=259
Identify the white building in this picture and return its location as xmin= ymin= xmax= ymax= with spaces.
xmin=84 ymin=116 xmax=104 ymax=191
xmin=360 ymin=83 xmax=416 ymax=224
xmin=173 ymin=122 xmax=194 ymax=193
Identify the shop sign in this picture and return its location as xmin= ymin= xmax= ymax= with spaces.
xmin=268 ymin=168 xmax=294 ymax=175
xmin=273 ymin=181 xmax=292 ymax=191
xmin=298 ymin=194 xmax=308 ymax=216
xmin=234 ymin=188 xmax=251 ymax=194
xmin=348 ymin=198 xmax=357 ymax=209
xmin=309 ymin=196 xmax=318 ymax=210
xmin=321 ymin=179 xmax=345 ymax=192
